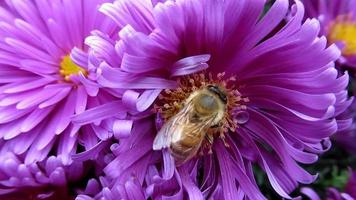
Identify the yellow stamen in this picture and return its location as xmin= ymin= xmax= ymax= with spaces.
xmin=60 ymin=55 xmax=87 ymax=81
xmin=328 ymin=15 xmax=356 ymax=56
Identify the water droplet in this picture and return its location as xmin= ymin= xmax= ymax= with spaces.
xmin=110 ymin=143 xmax=120 ymax=152
xmin=234 ymin=111 xmax=249 ymax=124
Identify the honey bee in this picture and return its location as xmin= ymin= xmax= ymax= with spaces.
xmin=153 ymin=85 xmax=227 ymax=166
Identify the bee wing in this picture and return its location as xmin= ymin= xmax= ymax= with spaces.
xmin=153 ymin=118 xmax=174 ymax=150
xmin=153 ymin=105 xmax=191 ymax=150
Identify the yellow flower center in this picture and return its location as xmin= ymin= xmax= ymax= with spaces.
xmin=59 ymin=55 xmax=87 ymax=81
xmin=328 ymin=15 xmax=356 ymax=56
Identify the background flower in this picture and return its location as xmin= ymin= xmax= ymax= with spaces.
xmin=73 ymin=0 xmax=352 ymax=199
xmin=301 ymin=169 xmax=356 ymax=200
xmin=334 ymin=99 xmax=356 ymax=154
xmin=302 ymin=0 xmax=356 ymax=68
xmin=0 ymin=151 xmax=83 ymax=199
xmin=0 ymin=0 xmax=124 ymax=196
xmin=0 ymin=0 xmax=118 ymax=164
xmin=302 ymin=0 xmax=356 ymax=169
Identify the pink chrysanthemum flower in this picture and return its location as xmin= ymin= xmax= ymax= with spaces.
xmin=0 ymin=0 xmax=130 ymax=195
xmin=74 ymin=0 xmax=351 ymax=199
xmin=0 ymin=0 xmax=119 ymax=164
xmin=0 ymin=150 xmax=83 ymax=198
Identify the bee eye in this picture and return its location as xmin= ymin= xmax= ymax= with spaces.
xmin=207 ymin=85 xmax=227 ymax=104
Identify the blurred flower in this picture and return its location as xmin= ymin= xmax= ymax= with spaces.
xmin=301 ymin=169 xmax=356 ymax=200
xmin=0 ymin=151 xmax=83 ymax=200
xmin=302 ymin=0 xmax=356 ymax=68
xmin=301 ymin=0 xmax=356 ymax=157
xmin=75 ymin=0 xmax=351 ymax=199
xmin=345 ymin=169 xmax=356 ymax=198
xmin=333 ymin=98 xmax=356 ymax=154
xmin=76 ymin=176 xmax=148 ymax=200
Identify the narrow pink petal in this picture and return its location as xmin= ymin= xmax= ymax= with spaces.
xmin=16 ymin=87 xmax=62 ymax=109
xmin=20 ymin=59 xmax=58 ymax=75
xmin=11 ymin=128 xmax=39 ymax=154
xmin=25 ymin=138 xmax=54 ymax=164
xmin=54 ymin=91 xmax=76 ymax=134
xmin=4 ymin=38 xmax=55 ymax=65
xmin=72 ymin=140 xmax=110 ymax=161
xmin=20 ymin=106 xmax=54 ymax=132
xmin=72 ymin=101 xmax=125 ymax=125
xmin=75 ymin=86 xmax=88 ymax=114
xmin=0 ymin=105 xmax=32 ymax=124
xmin=170 ymin=54 xmax=210 ymax=77
xmin=0 ymin=88 xmax=41 ymax=106
xmin=14 ymin=19 xmax=63 ymax=58
xmin=39 ymin=87 xmax=71 ymax=108
xmin=3 ymin=117 xmax=25 ymax=140
xmin=136 ymin=89 xmax=161 ymax=112
xmin=113 ymin=120 xmax=133 ymax=139
xmin=178 ymin=166 xmax=204 ymax=200
xmin=33 ymin=117 xmax=58 ymax=151
xmin=91 ymin=124 xmax=111 ymax=140
xmin=4 ymin=78 xmax=54 ymax=94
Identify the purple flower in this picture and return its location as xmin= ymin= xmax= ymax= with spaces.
xmin=75 ymin=0 xmax=351 ymax=199
xmin=0 ymin=151 xmax=83 ymax=199
xmin=301 ymin=187 xmax=354 ymax=200
xmin=0 ymin=0 xmax=137 ymax=197
xmin=302 ymin=0 xmax=356 ymax=68
xmin=301 ymin=0 xmax=356 ymax=155
xmin=0 ymin=0 xmax=120 ymax=165
xmin=76 ymin=176 xmax=148 ymax=200
xmin=301 ymin=170 xmax=356 ymax=200
xmin=333 ymin=98 xmax=356 ymax=154
xmin=345 ymin=169 xmax=356 ymax=198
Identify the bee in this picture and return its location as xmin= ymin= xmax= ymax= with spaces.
xmin=153 ymin=85 xmax=227 ymax=166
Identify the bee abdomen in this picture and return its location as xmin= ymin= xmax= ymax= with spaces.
xmin=170 ymin=133 xmax=203 ymax=165
xmin=170 ymin=142 xmax=198 ymax=165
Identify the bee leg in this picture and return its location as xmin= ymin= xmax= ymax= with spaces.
xmin=208 ymin=148 xmax=213 ymax=154
xmin=205 ymin=133 xmax=214 ymax=144
xmin=204 ymin=131 xmax=214 ymax=154
xmin=219 ymin=131 xmax=230 ymax=148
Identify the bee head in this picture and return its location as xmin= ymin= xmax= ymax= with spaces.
xmin=207 ymin=85 xmax=227 ymax=104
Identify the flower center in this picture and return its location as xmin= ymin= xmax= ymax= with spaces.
xmin=328 ymin=15 xmax=356 ymax=56
xmin=154 ymin=72 xmax=249 ymax=150
xmin=59 ymin=55 xmax=87 ymax=81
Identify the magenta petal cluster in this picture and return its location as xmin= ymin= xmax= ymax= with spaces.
xmin=0 ymin=151 xmax=83 ymax=196
xmin=0 ymin=0 xmax=126 ymax=193
xmin=72 ymin=0 xmax=352 ymax=199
